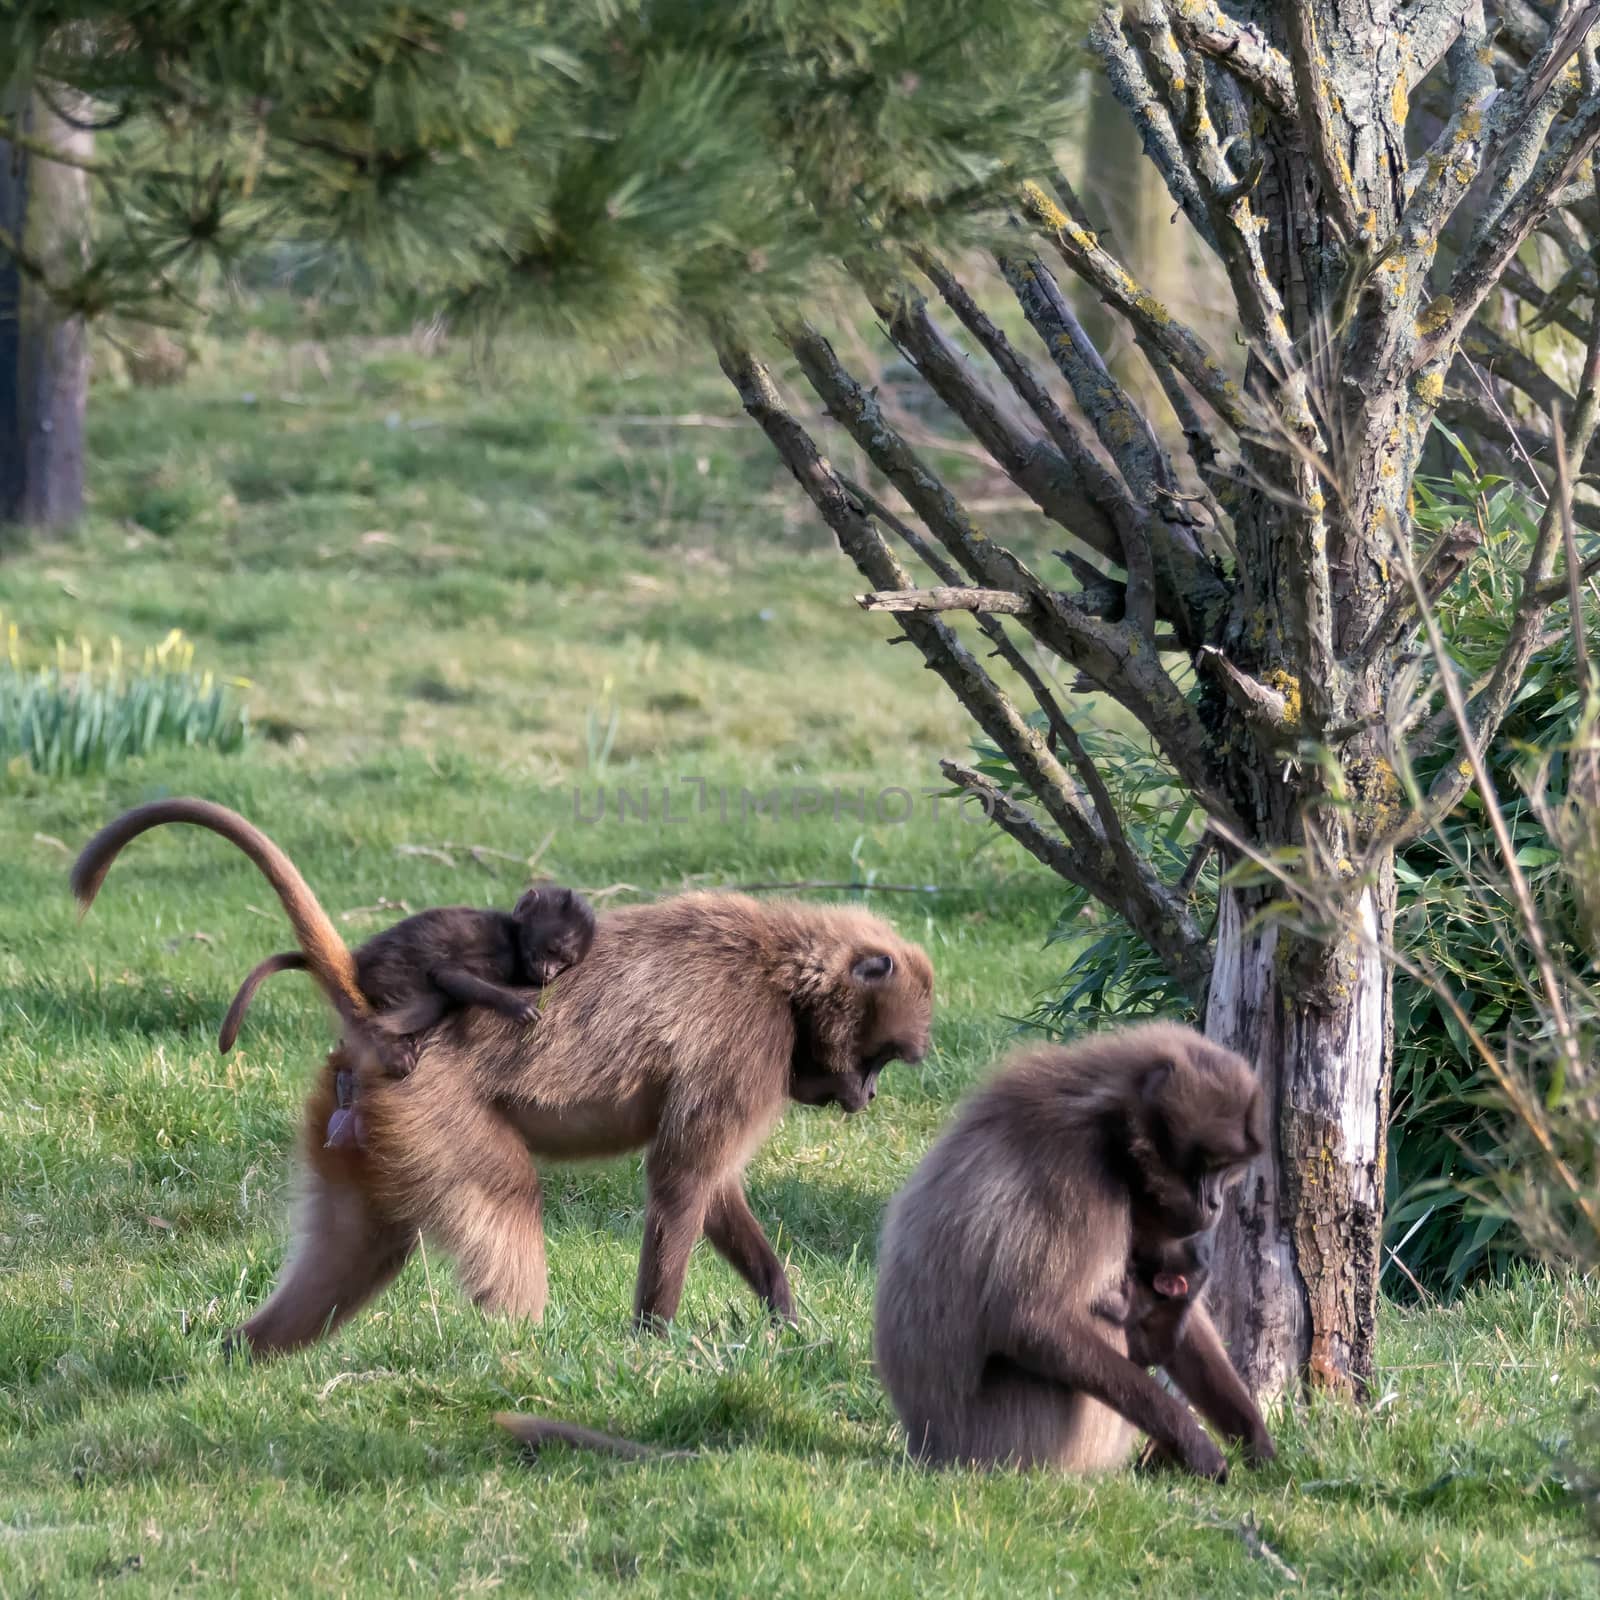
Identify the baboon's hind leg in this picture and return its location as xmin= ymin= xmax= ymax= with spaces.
xmin=395 ymin=1095 xmax=550 ymax=1323
xmin=232 ymin=1163 xmax=415 ymax=1356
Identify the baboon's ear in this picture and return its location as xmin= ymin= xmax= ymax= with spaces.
xmin=1138 ymin=1059 xmax=1175 ymax=1105
xmin=851 ymin=952 xmax=895 ymax=984
xmin=513 ymin=887 xmax=546 ymax=917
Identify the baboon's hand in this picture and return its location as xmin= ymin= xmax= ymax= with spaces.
xmin=513 ymin=998 xmax=541 ymax=1025
xmin=1244 ymin=1427 xmax=1276 ymax=1466
xmin=1176 ymin=1423 xmax=1229 ymax=1483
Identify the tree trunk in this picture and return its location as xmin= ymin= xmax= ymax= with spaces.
xmin=1206 ymin=875 xmax=1395 ymax=1399
xmin=0 ymin=83 xmax=90 ymax=530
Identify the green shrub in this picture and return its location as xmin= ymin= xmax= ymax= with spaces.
xmin=0 ymin=620 xmax=249 ymax=778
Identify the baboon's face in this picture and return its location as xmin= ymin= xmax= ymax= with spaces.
xmin=1132 ymin=1047 xmax=1263 ymax=1238
xmin=788 ymin=946 xmax=933 ymax=1114
xmin=515 ymin=887 xmax=597 ymax=986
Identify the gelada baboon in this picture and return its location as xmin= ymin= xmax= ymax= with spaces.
xmin=874 ymin=1023 xmax=1272 ymax=1481
xmin=218 ymin=885 xmax=597 ymax=1059
xmin=70 ymin=799 xmax=935 ymax=1352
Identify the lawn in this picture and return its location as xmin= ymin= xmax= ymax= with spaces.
xmin=1 ymin=322 xmax=1595 ymax=1598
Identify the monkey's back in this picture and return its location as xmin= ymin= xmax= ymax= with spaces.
xmin=354 ymin=907 xmax=519 ymax=1010
xmin=403 ymin=893 xmax=925 ymax=1137
xmin=874 ymin=1042 xmax=1138 ymax=1472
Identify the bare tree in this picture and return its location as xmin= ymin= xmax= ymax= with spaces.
xmin=718 ymin=2 xmax=1600 ymax=1400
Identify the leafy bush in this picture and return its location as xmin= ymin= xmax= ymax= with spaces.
xmin=0 ymin=620 xmax=249 ymax=778
xmin=1005 ymin=434 xmax=1579 ymax=1298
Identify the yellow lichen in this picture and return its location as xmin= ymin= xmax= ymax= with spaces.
xmin=1391 ymin=77 xmax=1409 ymax=125
xmin=1134 ymin=291 xmax=1171 ymax=326
xmin=1019 ymin=179 xmax=1067 ymax=231
xmin=1415 ymin=295 xmax=1453 ymax=336
xmin=1415 ymin=370 xmax=1444 ymax=404
xmin=1266 ymin=668 xmax=1303 ymax=728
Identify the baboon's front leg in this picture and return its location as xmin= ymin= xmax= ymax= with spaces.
xmin=431 ymin=965 xmax=540 ymax=1024
xmin=704 ymin=1180 xmax=795 ymax=1322
xmin=996 ymin=1316 xmax=1229 ymax=1481
xmin=1163 ymin=1302 xmax=1275 ymax=1463
xmin=634 ymin=1152 xmax=715 ymax=1328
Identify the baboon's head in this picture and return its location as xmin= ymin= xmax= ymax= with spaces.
xmin=1121 ymin=1033 xmax=1264 ymax=1240
xmin=513 ymin=886 xmax=597 ymax=987
xmin=789 ymin=938 xmax=934 ymax=1113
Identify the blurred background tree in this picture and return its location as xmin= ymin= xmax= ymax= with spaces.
xmin=0 ymin=0 xmax=1077 ymax=526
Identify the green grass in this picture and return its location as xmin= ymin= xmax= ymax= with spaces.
xmin=0 ymin=322 xmax=1595 ymax=1597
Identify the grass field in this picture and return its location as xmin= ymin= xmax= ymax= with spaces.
xmin=1 ymin=323 xmax=1596 ymax=1598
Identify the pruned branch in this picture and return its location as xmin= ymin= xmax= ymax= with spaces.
xmin=858 ymin=586 xmax=1032 ymax=615
xmin=1197 ymin=646 xmax=1296 ymax=742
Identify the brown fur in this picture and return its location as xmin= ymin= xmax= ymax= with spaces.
xmin=873 ymin=1022 xmax=1272 ymax=1480
xmin=217 ymin=886 xmax=596 ymax=1065
xmin=1095 ymin=1228 xmax=1211 ymax=1369
xmin=494 ymin=1412 xmax=692 ymax=1461
xmin=70 ymin=802 xmax=935 ymax=1354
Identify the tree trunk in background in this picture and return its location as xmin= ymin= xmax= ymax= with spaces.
xmin=0 ymin=83 xmax=90 ymax=529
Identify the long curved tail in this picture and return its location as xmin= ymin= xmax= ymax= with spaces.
xmin=494 ymin=1412 xmax=691 ymax=1461
xmin=219 ymin=950 xmax=310 ymax=1052
xmin=71 ymin=798 xmax=368 ymax=1022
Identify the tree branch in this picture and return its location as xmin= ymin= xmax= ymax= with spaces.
xmin=1166 ymin=1 xmax=1297 ymax=117
xmin=1353 ymin=519 xmax=1485 ymax=664
xmin=785 ymin=320 xmax=1240 ymax=825
xmin=1284 ymin=3 xmax=1364 ymax=240
xmin=1196 ymin=645 xmax=1296 ymax=742
xmin=858 ymin=587 xmax=1032 ymax=615
xmin=1088 ymin=3 xmax=1219 ymax=253
xmin=1018 ymin=177 xmax=1248 ymax=432
xmin=1396 ymin=382 xmax=1600 ymax=841
xmin=1419 ymin=86 xmax=1600 ymax=367
xmin=942 ymin=760 xmax=1211 ymax=1002
xmin=850 ymin=269 xmax=1145 ymax=582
